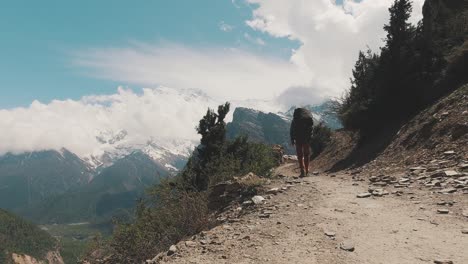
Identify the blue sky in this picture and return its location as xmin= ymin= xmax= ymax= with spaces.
xmin=1 ymin=0 xmax=427 ymax=155
xmin=0 ymin=0 xmax=299 ymax=108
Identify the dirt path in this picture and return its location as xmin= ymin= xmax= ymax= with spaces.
xmin=161 ymin=163 xmax=468 ymax=264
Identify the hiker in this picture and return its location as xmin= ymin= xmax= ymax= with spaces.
xmin=290 ymin=108 xmax=314 ymax=177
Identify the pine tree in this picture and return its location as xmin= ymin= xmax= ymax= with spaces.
xmin=378 ymin=0 xmax=417 ymax=117
xmin=188 ymin=102 xmax=230 ymax=190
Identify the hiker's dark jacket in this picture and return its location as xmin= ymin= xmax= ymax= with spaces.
xmin=290 ymin=108 xmax=314 ymax=144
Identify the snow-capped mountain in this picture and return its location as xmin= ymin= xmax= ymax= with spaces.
xmin=83 ymin=129 xmax=197 ymax=173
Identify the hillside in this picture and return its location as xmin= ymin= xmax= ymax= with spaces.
xmin=226 ymin=107 xmax=294 ymax=154
xmin=28 ymin=151 xmax=169 ymax=224
xmin=0 ymin=149 xmax=92 ymax=214
xmin=0 ymin=209 xmax=63 ymax=264
xmin=132 ymin=85 xmax=467 ymax=264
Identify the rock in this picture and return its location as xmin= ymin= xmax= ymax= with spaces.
xmin=266 ymin=188 xmax=280 ymax=194
xmin=459 ymin=163 xmax=468 ymax=170
xmin=312 ymin=171 xmax=320 ymax=175
xmin=185 ymin=241 xmax=197 ymax=247
xmin=373 ymin=182 xmax=388 ymax=187
xmin=434 ymin=260 xmax=453 ymax=264
xmin=167 ymin=245 xmax=178 ymax=256
xmin=410 ymin=166 xmax=426 ymax=171
xmin=443 ymin=150 xmax=455 ymax=155
xmin=325 ymin=231 xmax=336 ymax=237
xmin=444 ymin=170 xmax=460 ymax=177
xmin=369 ymin=176 xmax=379 ymax=182
xmin=461 ymin=229 xmax=468 ymax=234
xmin=357 ymin=193 xmax=372 ymax=198
xmin=462 ymin=210 xmax=468 ymax=217
xmin=243 ymin=200 xmax=253 ymax=206
xmin=252 ymin=196 xmax=265 ymax=204
xmin=439 ymin=188 xmax=457 ymax=194
xmin=436 ymin=209 xmax=449 ymax=214
xmin=430 ymin=171 xmax=445 ymax=178
xmin=340 ymin=240 xmax=355 ymax=252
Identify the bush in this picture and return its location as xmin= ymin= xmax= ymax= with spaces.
xmin=109 ymin=181 xmax=210 ymax=263
xmin=310 ymin=123 xmax=332 ymax=158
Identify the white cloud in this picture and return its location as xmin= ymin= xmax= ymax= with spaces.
xmin=72 ymin=0 xmax=424 ymax=108
xmin=0 ymin=86 xmax=291 ymax=157
xmin=72 ymin=43 xmax=308 ymax=101
xmin=0 ymin=87 xmax=219 ymax=156
xmin=246 ymin=0 xmax=425 ymax=99
xmin=219 ymin=21 xmax=234 ymax=32
xmin=244 ymin=32 xmax=266 ymax=46
xmin=0 ymin=0 xmax=427 ymax=156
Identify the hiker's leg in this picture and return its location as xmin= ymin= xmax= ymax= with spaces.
xmin=303 ymin=143 xmax=311 ymax=174
xmin=296 ymin=143 xmax=305 ymax=173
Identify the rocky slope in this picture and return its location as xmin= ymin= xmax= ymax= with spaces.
xmin=226 ymin=108 xmax=294 ymax=154
xmin=148 ymin=163 xmax=467 ymax=264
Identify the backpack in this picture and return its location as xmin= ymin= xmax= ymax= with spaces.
xmin=291 ymin=108 xmax=314 ymax=142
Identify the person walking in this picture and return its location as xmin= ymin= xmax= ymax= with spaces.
xmin=290 ymin=108 xmax=314 ymax=177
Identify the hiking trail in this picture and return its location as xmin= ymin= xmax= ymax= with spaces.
xmin=159 ymin=163 xmax=467 ymax=264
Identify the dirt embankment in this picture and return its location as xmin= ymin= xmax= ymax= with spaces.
xmin=152 ymin=163 xmax=467 ymax=264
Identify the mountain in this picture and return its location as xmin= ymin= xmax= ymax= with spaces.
xmin=226 ymin=107 xmax=294 ymax=154
xmin=27 ymin=151 xmax=169 ymax=224
xmin=83 ymin=130 xmax=195 ymax=173
xmin=226 ymin=101 xmax=341 ymax=154
xmin=0 ymin=209 xmax=63 ymax=264
xmin=0 ymin=149 xmax=92 ymax=214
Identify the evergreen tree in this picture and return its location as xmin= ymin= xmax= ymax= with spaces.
xmin=378 ymin=0 xmax=417 ymax=117
xmin=185 ymin=102 xmax=230 ymax=190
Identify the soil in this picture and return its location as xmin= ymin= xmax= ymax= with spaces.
xmin=159 ymin=163 xmax=467 ymax=264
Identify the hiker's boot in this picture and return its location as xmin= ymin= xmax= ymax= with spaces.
xmin=300 ymin=169 xmax=305 ymax=178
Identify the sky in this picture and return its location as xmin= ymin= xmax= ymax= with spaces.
xmin=0 ymin=0 xmax=425 ymax=156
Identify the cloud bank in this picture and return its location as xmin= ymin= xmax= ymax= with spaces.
xmin=2 ymin=0 xmax=426 ymax=156
xmin=0 ymin=87 xmax=218 ymax=156
xmin=72 ymin=0 xmax=424 ymax=105
xmin=73 ymin=44 xmax=308 ymax=102
xmin=246 ymin=0 xmax=425 ymax=100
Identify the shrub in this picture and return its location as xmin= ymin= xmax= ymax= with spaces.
xmin=310 ymin=123 xmax=332 ymax=158
xmin=109 ymin=181 xmax=210 ymax=263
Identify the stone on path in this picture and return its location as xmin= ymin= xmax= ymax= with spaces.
xmin=252 ymin=196 xmax=265 ymax=204
xmin=185 ymin=241 xmax=197 ymax=247
xmin=325 ymin=231 xmax=336 ymax=237
xmin=434 ymin=260 xmax=453 ymax=264
xmin=439 ymin=188 xmax=457 ymax=194
xmin=340 ymin=240 xmax=355 ymax=252
xmin=167 ymin=245 xmax=178 ymax=256
xmin=461 ymin=229 xmax=468 ymax=234
xmin=266 ymin=187 xmax=280 ymax=194
xmin=462 ymin=210 xmax=468 ymax=218
xmin=444 ymin=170 xmax=460 ymax=177
xmin=357 ymin=193 xmax=372 ymax=198
xmin=437 ymin=209 xmax=449 ymax=214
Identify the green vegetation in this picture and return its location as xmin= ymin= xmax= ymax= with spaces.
xmin=94 ymin=103 xmax=277 ymax=263
xmin=338 ymin=0 xmax=458 ymax=136
xmin=0 ymin=209 xmax=56 ymax=263
xmin=41 ymin=223 xmax=111 ymax=264
xmin=310 ymin=122 xmax=332 ymax=158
